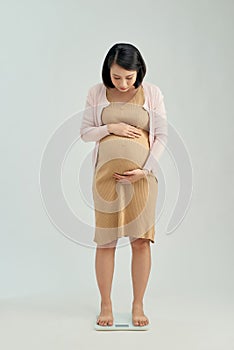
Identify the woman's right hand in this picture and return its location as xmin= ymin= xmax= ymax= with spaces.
xmin=107 ymin=122 xmax=142 ymax=138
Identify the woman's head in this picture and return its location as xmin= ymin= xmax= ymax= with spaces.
xmin=102 ymin=43 xmax=146 ymax=91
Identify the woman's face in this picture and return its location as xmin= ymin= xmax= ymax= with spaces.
xmin=110 ymin=63 xmax=137 ymax=92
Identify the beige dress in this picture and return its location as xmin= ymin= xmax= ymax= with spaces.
xmin=92 ymin=85 xmax=158 ymax=246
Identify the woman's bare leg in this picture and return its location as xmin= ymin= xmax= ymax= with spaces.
xmin=95 ymin=239 xmax=117 ymax=326
xmin=130 ymin=238 xmax=151 ymax=326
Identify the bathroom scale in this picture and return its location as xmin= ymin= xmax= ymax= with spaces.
xmin=94 ymin=312 xmax=150 ymax=331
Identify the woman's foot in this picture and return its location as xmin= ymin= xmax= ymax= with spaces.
xmin=96 ymin=301 xmax=114 ymax=326
xmin=132 ymin=301 xmax=149 ymax=326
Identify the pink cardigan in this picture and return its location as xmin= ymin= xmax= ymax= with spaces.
xmin=80 ymin=80 xmax=168 ymax=180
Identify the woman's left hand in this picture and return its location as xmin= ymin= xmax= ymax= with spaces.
xmin=113 ymin=169 xmax=146 ymax=184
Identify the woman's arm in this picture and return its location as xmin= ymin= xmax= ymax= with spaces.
xmin=142 ymin=89 xmax=168 ymax=174
xmin=80 ymin=112 xmax=110 ymax=142
xmin=80 ymin=87 xmax=110 ymax=142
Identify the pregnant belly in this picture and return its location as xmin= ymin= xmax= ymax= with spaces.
xmin=96 ymin=131 xmax=150 ymax=171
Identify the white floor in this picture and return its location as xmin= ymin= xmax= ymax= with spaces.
xmin=0 ymin=293 xmax=233 ymax=350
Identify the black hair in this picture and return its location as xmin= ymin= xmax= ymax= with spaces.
xmin=101 ymin=43 xmax=146 ymax=88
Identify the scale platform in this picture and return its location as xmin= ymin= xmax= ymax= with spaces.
xmin=95 ymin=312 xmax=150 ymax=331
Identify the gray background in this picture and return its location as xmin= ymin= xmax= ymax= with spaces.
xmin=1 ymin=0 xmax=234 ymax=349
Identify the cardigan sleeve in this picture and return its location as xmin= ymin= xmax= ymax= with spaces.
xmin=80 ymin=87 xmax=110 ymax=142
xmin=142 ymin=89 xmax=168 ymax=176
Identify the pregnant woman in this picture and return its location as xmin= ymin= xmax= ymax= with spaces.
xmin=80 ymin=43 xmax=168 ymax=327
